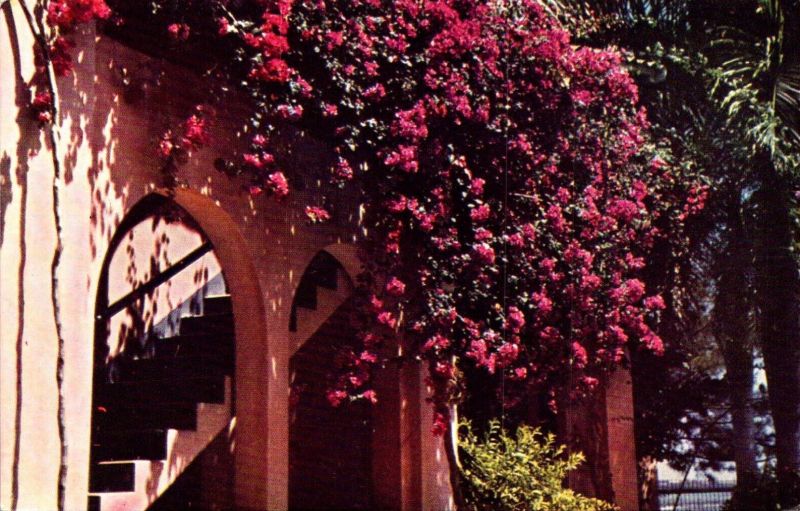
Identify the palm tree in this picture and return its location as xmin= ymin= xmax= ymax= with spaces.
xmin=548 ymin=0 xmax=800 ymax=506
xmin=712 ymin=198 xmax=759 ymax=492
xmin=707 ymin=1 xmax=800 ymax=505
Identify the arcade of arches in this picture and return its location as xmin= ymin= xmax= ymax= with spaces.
xmin=82 ymin=191 xmax=453 ymax=511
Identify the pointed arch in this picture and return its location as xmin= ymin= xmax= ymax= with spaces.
xmin=92 ymin=188 xmax=270 ymax=509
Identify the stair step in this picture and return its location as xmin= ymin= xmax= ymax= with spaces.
xmin=309 ymin=251 xmax=340 ymax=290
xmin=154 ymin=334 xmax=234 ymax=366
xmin=89 ymin=462 xmax=136 ymax=493
xmin=294 ymin=279 xmax=318 ymax=310
xmin=118 ymin=355 xmax=232 ymax=381
xmin=289 ymin=306 xmax=299 ymax=332
xmin=97 ymin=376 xmax=227 ymax=405
xmin=204 ymin=295 xmax=233 ymax=315
xmin=290 ymin=254 xmax=350 ymax=333
xmin=179 ymin=313 xmax=234 ymax=337
xmin=95 ymin=400 xmax=197 ymax=430
xmin=146 ymin=446 xmax=204 ymax=510
xmin=93 ymin=428 xmax=167 ymax=461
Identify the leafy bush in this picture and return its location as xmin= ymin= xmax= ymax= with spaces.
xmin=458 ymin=420 xmax=617 ymax=511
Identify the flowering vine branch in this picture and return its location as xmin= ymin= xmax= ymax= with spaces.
xmin=32 ymin=0 xmax=705 ymax=441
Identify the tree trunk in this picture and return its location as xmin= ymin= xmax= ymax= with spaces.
xmin=754 ymin=168 xmax=800 ymax=508
xmin=638 ymin=456 xmax=659 ymax=511
xmin=713 ymin=203 xmax=759 ymax=490
xmin=723 ymin=344 xmax=758 ymax=484
xmin=443 ymin=405 xmax=467 ymax=511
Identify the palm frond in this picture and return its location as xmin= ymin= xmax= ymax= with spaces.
xmin=775 ymin=67 xmax=800 ymax=144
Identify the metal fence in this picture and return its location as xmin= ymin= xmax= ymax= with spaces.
xmin=658 ymin=480 xmax=736 ymax=511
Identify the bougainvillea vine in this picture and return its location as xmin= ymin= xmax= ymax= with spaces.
xmin=39 ymin=0 xmax=704 ymax=434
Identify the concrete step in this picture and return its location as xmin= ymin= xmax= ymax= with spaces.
xmin=290 ymin=269 xmax=353 ymax=349
xmin=179 ymin=312 xmax=234 ymax=337
xmin=117 ymin=355 xmax=231 ymax=382
xmin=97 ymin=375 xmax=226 ymax=406
xmin=89 ymin=378 xmax=233 ymax=510
xmin=154 ymin=333 xmax=233 ymax=367
xmin=94 ymin=400 xmax=197 ymax=430
xmin=92 ymin=428 xmax=168 ymax=462
xmin=289 ymin=252 xmax=345 ymax=331
xmin=89 ymin=462 xmax=136 ymax=493
xmin=203 ymin=294 xmax=232 ymax=315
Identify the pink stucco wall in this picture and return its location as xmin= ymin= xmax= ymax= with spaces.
xmin=0 ymin=6 xmax=452 ymax=510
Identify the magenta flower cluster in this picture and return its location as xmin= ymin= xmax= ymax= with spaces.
xmin=41 ymin=0 xmax=703 ymax=429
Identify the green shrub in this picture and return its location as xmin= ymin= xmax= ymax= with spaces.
xmin=458 ymin=420 xmax=618 ymax=511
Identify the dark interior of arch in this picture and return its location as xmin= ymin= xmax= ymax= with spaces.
xmin=289 ymin=297 xmax=373 ymax=511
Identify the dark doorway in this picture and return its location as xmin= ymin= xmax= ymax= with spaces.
xmin=288 ymin=299 xmax=374 ymax=511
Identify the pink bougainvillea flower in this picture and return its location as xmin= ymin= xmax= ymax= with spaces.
xmin=167 ymin=23 xmax=190 ymax=41
xmin=385 ymin=277 xmax=406 ymax=296
xmin=305 ymin=205 xmax=331 ymax=223
xmin=182 ymin=114 xmax=210 ymax=148
xmin=265 ymin=171 xmax=289 ymax=198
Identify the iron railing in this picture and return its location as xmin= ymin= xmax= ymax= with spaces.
xmin=658 ymin=480 xmax=736 ymax=511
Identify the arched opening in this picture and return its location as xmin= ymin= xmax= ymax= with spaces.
xmin=88 ymin=190 xmax=269 ymax=511
xmin=288 ymin=250 xmax=374 ymax=510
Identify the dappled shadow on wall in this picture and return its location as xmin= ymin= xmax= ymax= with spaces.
xmin=89 ymin=200 xmax=235 ymax=511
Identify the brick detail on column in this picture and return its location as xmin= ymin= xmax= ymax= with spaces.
xmin=605 ymin=367 xmax=640 ymax=511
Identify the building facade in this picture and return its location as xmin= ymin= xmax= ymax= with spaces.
xmin=0 ymin=4 xmax=637 ymax=510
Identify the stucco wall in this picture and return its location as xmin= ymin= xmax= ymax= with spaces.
xmin=0 ymin=7 xmax=452 ymax=511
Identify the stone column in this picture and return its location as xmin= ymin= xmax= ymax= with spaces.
xmin=561 ymin=367 xmax=639 ymax=511
xmin=605 ymin=367 xmax=640 ymax=511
